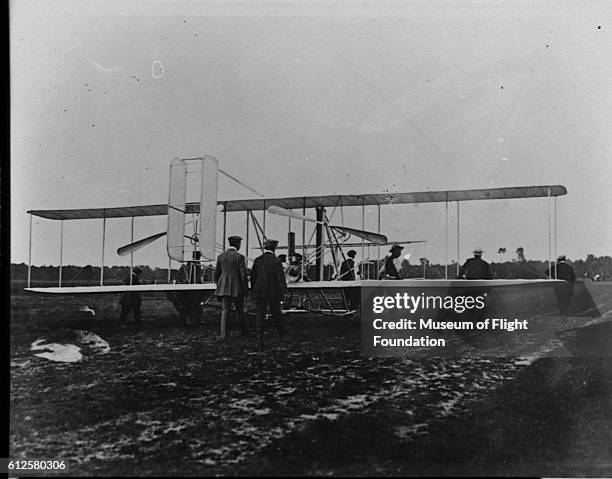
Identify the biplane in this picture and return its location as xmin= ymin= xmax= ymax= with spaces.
xmin=25 ymin=156 xmax=568 ymax=323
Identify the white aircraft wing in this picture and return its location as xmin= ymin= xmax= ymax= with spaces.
xmin=24 ymin=278 xmax=563 ymax=294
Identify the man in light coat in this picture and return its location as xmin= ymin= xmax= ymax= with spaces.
xmin=215 ymin=235 xmax=249 ymax=338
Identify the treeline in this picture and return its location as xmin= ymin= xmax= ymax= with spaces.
xmin=12 ymin=254 xmax=611 ymax=286
xmin=10 ymin=264 xmax=210 ymax=288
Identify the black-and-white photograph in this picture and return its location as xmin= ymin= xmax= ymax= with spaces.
xmin=9 ymin=0 xmax=612 ymax=476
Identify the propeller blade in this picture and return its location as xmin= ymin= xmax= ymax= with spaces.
xmin=267 ymin=205 xmax=320 ymax=223
xmin=276 ymin=240 xmax=426 ymax=249
xmin=117 ymin=232 xmax=167 ymax=256
xmin=331 ymin=226 xmax=388 ymax=245
xmin=269 ymin=205 xmax=389 ymax=244
xmin=118 ymin=219 xmax=198 ymax=257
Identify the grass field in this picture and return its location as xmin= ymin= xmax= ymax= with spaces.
xmin=9 ymin=283 xmax=612 ymax=476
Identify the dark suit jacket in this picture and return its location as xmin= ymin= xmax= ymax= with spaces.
xmin=250 ymin=252 xmax=287 ymax=300
xmin=459 ymin=257 xmax=492 ymax=279
xmin=545 ymin=262 xmax=576 ymax=282
xmin=380 ymin=256 xmax=400 ymax=279
xmin=339 ymin=258 xmax=356 ymax=280
xmin=214 ymin=248 xmax=248 ymax=297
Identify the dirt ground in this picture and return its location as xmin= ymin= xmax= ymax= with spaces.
xmin=9 ymin=283 xmax=612 ymax=476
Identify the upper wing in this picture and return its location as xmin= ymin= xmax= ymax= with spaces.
xmin=28 ymin=185 xmax=567 ymax=220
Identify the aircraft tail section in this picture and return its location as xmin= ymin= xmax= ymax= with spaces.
xmin=167 ymin=156 xmax=218 ymax=263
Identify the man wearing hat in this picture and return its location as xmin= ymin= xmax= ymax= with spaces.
xmin=546 ymin=255 xmax=576 ymax=282
xmin=545 ymin=255 xmax=576 ymax=317
xmin=250 ymin=238 xmax=288 ymax=339
xmin=120 ymin=267 xmax=142 ymax=323
xmin=458 ymin=248 xmax=492 ymax=280
xmin=215 ymin=235 xmax=249 ymax=337
xmin=380 ymin=244 xmax=404 ymax=279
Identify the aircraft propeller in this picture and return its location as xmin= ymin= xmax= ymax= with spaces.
xmin=118 ymin=205 xmax=392 ymax=257
xmin=116 ymin=218 xmax=200 ymax=257
xmin=117 ymin=232 xmax=168 ymax=256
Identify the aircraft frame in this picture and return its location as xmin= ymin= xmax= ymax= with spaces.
xmin=24 ymin=156 xmax=569 ymax=321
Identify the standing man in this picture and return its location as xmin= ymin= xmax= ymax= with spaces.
xmin=546 ymin=255 xmax=576 ymax=317
xmin=458 ymin=247 xmax=493 ymax=279
xmin=120 ymin=267 xmax=142 ymax=323
xmin=340 ymin=250 xmax=360 ymax=310
xmin=250 ymin=238 xmax=288 ymax=340
xmin=215 ymin=235 xmax=249 ymax=338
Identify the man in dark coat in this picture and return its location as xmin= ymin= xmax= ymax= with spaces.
xmin=380 ymin=244 xmax=404 ymax=279
xmin=339 ymin=250 xmax=357 ymax=281
xmin=250 ymin=238 xmax=288 ymax=339
xmin=545 ymin=255 xmax=576 ymax=317
xmin=215 ymin=235 xmax=249 ymax=337
xmin=339 ymin=250 xmax=360 ymax=310
xmin=458 ymin=248 xmax=493 ymax=280
xmin=120 ymin=267 xmax=142 ymax=322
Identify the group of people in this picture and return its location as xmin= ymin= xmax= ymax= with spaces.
xmin=336 ymin=243 xmax=406 ymax=281
xmin=458 ymin=248 xmax=576 ymax=317
xmin=119 ymin=236 xmax=288 ymax=340
xmin=214 ymin=235 xmax=287 ymax=340
xmin=119 ymin=241 xmax=578 ymax=327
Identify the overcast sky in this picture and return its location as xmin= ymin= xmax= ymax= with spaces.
xmin=11 ymin=0 xmax=612 ymax=270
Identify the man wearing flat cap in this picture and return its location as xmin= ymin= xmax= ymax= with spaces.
xmin=458 ymin=247 xmax=492 ymax=280
xmin=250 ymin=238 xmax=288 ymax=339
xmin=545 ymin=255 xmax=576 ymax=317
xmin=380 ymin=244 xmax=404 ymax=279
xmin=215 ymin=235 xmax=249 ymax=337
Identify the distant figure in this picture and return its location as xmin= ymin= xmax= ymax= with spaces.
xmin=380 ymin=244 xmax=404 ymax=279
xmin=339 ymin=250 xmax=360 ymax=311
xmin=189 ymin=250 xmax=203 ymax=283
xmin=251 ymin=239 xmax=288 ymax=340
xmin=419 ymin=257 xmax=429 ymax=279
xmin=119 ymin=267 xmax=142 ymax=323
xmin=459 ymin=248 xmax=492 ymax=279
xmin=215 ymin=235 xmax=249 ymax=338
xmin=546 ymin=255 xmax=576 ymax=282
xmin=545 ymin=255 xmax=576 ymax=317
xmin=339 ymin=250 xmax=358 ymax=281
